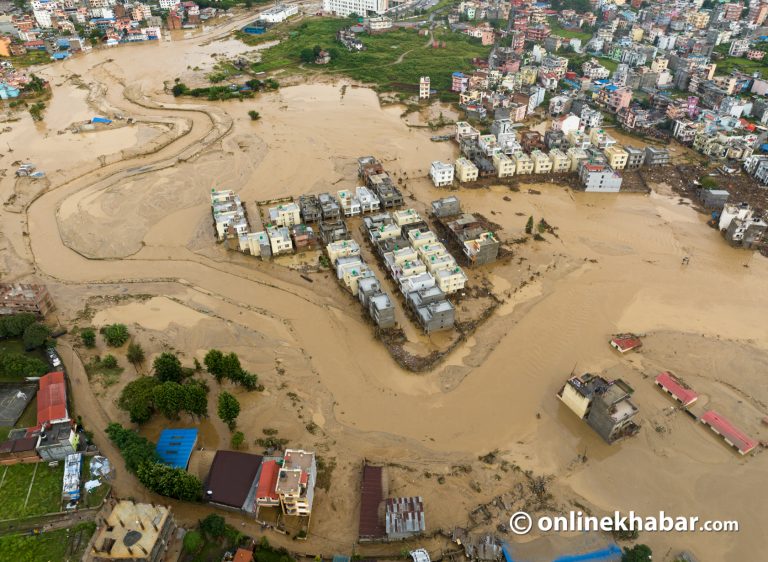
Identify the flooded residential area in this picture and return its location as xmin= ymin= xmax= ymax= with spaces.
xmin=1 ymin=3 xmax=768 ymax=562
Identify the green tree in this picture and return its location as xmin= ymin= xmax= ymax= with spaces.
xmin=105 ymin=423 xmax=158 ymax=472
xmin=200 ymin=514 xmax=226 ymax=539
xmin=0 ymin=350 xmax=49 ymax=378
xmin=101 ymin=354 xmax=118 ymax=369
xmin=300 ymin=48 xmax=314 ymax=63
xmin=231 ymin=431 xmax=245 ymax=449
xmin=22 ymin=322 xmax=50 ymax=350
xmin=136 ymin=462 xmax=202 ymax=501
xmin=217 ymin=391 xmax=240 ymax=430
xmin=80 ymin=327 xmax=96 ymax=348
xmin=0 ymin=314 xmax=36 ymax=338
xmin=184 ymin=381 xmax=209 ymax=418
xmin=101 ymin=323 xmax=129 ymax=347
xmin=127 ymin=342 xmax=145 ymax=367
xmin=622 ymin=545 xmax=652 ymax=562
xmin=153 ymin=381 xmax=186 ymax=419
xmin=153 ymin=352 xmax=183 ymax=383
xmin=172 ymin=82 xmax=188 ymax=96
xmin=525 ymin=216 xmax=534 ymax=234
xmin=118 ymin=377 xmax=159 ymax=424
xmin=248 ymin=110 xmax=260 ymax=120
xmin=183 ymin=530 xmax=203 ymax=553
xmin=204 ymin=349 xmax=224 ymax=382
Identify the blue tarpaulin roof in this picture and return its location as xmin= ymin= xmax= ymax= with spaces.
xmin=156 ymin=428 xmax=198 ymax=469
xmin=91 ymin=116 xmax=112 ymax=124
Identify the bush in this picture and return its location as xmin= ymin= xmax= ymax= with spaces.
xmin=183 ymin=530 xmax=203 ymax=554
xmin=127 ymin=342 xmax=145 ymax=366
xmin=231 ymin=431 xmax=245 ymax=449
xmin=200 ymin=514 xmax=226 ymax=539
xmin=248 ymin=110 xmax=261 ymax=120
xmin=101 ymin=354 xmax=118 ymax=369
xmin=101 ymin=324 xmax=129 ymax=347
xmin=80 ymin=327 xmax=96 ymax=348
xmin=172 ymin=82 xmax=189 ymax=96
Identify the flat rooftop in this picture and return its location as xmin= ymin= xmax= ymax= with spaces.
xmin=92 ymin=501 xmax=171 ymax=559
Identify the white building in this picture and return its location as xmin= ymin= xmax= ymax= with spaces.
xmin=267 ymin=226 xmax=293 ymax=255
xmin=159 ymin=0 xmax=181 ymax=9
xmin=337 ymin=189 xmax=362 ymax=216
xmin=430 ymin=161 xmax=455 ymax=187
xmin=259 ymin=4 xmax=299 ymax=23
xmin=322 ymin=0 xmax=388 ymax=17
xmin=355 ymin=186 xmax=381 ymax=212
xmin=268 ymin=202 xmax=301 ymax=227
xmin=33 ymin=10 xmax=53 ymax=28
xmin=419 ymin=76 xmax=430 ymax=100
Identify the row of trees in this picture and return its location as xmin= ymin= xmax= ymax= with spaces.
xmin=106 ymin=423 xmax=201 ymax=501
xmin=203 ymin=349 xmax=259 ymax=390
xmin=0 ymin=350 xmax=48 ymax=378
xmin=119 ymin=376 xmax=209 ymax=423
xmin=0 ymin=313 xmax=52 ymax=351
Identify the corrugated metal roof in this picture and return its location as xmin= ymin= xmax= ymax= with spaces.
xmin=156 ymin=428 xmax=198 ymax=469
xmin=359 ymin=464 xmax=386 ymax=539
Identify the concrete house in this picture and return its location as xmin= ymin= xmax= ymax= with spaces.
xmin=548 ymin=148 xmax=570 ymax=173
xmin=435 ymin=265 xmax=467 ymax=294
xmin=291 ymin=224 xmax=318 ymax=253
xmin=90 ymin=501 xmax=176 ymax=562
xmin=327 ymin=239 xmax=360 ymax=263
xmin=577 ymin=161 xmax=623 ymax=192
xmin=567 ymin=147 xmax=589 ymax=172
xmin=268 ymin=202 xmax=301 ymax=227
xmin=557 ymin=373 xmax=640 ymax=444
xmin=407 ymin=229 xmax=438 ymax=249
xmin=463 ymin=231 xmax=500 ymax=266
xmin=298 ymin=194 xmax=322 ymax=222
xmin=356 ymin=186 xmax=381 ymax=213
xmin=644 ymin=146 xmax=670 ymax=166
xmin=369 ymin=175 xmax=404 ymax=208
xmin=493 ymin=152 xmax=516 ymax=177
xmin=513 ymin=152 xmax=534 ymax=175
xmin=358 ymin=276 xmax=382 ymax=309
xmin=369 ymin=292 xmax=396 ymax=328
xmin=276 ymin=449 xmax=317 ymax=517
xmin=408 ymin=286 xmax=455 ymax=333
xmin=267 ymin=226 xmax=293 ymax=255
xmin=718 ymin=203 xmax=767 ymax=249
xmin=399 ymin=272 xmax=436 ymax=295
xmin=530 ymin=150 xmax=553 ymax=174
xmin=337 ymin=189 xmax=362 ymax=217
xmin=239 ymin=231 xmax=271 ymax=259
xmin=431 ymin=196 xmax=461 ymax=218
xmin=604 ymin=145 xmax=629 ymax=170
xmin=623 ymin=145 xmax=645 ymax=169
xmin=455 ymin=157 xmax=479 ymax=183
xmin=430 ymin=161 xmax=455 ymax=187
xmin=318 ymin=192 xmax=341 ymax=220
xmin=319 ymin=220 xmax=350 ymax=245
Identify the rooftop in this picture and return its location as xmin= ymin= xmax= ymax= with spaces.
xmin=700 ymin=410 xmax=757 ymax=455
xmin=37 ymin=371 xmax=67 ymax=425
xmin=92 ymin=501 xmax=172 ymax=560
xmin=155 ymin=428 xmax=198 ymax=469
xmin=205 ymin=451 xmax=263 ymax=508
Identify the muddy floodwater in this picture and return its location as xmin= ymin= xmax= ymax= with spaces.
xmin=1 ymin=21 xmax=767 ymax=561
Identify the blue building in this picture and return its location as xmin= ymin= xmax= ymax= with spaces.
xmin=156 ymin=428 xmax=198 ymax=469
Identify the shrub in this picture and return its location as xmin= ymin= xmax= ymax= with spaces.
xmin=80 ymin=327 xmax=96 ymax=348
xmin=101 ymin=354 xmax=118 ymax=369
xmin=100 ymin=324 xmax=129 ymax=347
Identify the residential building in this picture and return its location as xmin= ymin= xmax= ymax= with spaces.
xmin=557 ymin=373 xmax=640 ymax=444
xmin=430 ymin=161 xmax=454 ymax=187
xmin=327 ymin=239 xmax=360 ymax=263
xmin=298 ymin=194 xmax=322 ymax=223
xmin=549 ymin=149 xmax=570 ymax=173
xmin=337 ymin=189 xmax=362 ymax=217
xmin=367 ymin=16 xmax=393 ymax=33
xmin=431 ymin=196 xmax=461 ymax=218
xmin=718 ymin=203 xmax=767 ymax=249
xmin=578 ymin=161 xmax=623 ymax=192
xmin=530 ymin=150 xmax=552 ymax=174
xmin=513 ymin=153 xmax=533 ymax=175
xmin=623 ymin=145 xmax=645 ymax=169
xmin=455 ymin=158 xmax=479 ymax=183
xmin=90 ymin=501 xmax=176 ymax=562
xmin=276 ymin=449 xmax=317 ymax=517
xmin=239 ymin=231 xmax=271 ymax=259
xmin=259 ymin=4 xmax=298 ymax=23
xmin=36 ymin=420 xmax=79 ymax=461
xmin=419 ymin=76 xmax=430 ymax=99
xmin=318 ymin=192 xmax=341 ymax=220
xmin=462 ymin=231 xmax=499 ymax=266
xmin=407 ymin=286 xmax=454 ymax=333
xmin=644 ymin=146 xmax=670 ymax=166
xmin=268 ymin=202 xmax=301 ymax=227
xmin=322 ymin=0 xmax=388 ymax=17
xmin=567 ymin=147 xmax=589 ymax=172
xmin=319 ymin=220 xmax=350 ymax=245
xmin=291 ymin=224 xmax=318 ymax=253
xmin=604 ymin=145 xmax=629 ymax=170
xmin=356 ymin=186 xmax=381 ymax=213
xmin=493 ymin=152 xmax=516 ymax=177
xmin=0 ymin=283 xmax=54 ymax=316
xmin=267 ymin=226 xmax=293 ymax=255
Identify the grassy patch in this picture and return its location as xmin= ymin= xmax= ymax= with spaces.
xmin=8 ymin=50 xmax=50 ymax=68
xmin=84 ymin=356 xmax=123 ymax=387
xmin=0 ymin=462 xmax=65 ymax=521
xmin=82 ymin=457 xmax=111 ymax=508
xmin=714 ymin=55 xmax=768 ymax=75
xmin=548 ymin=18 xmax=592 ymax=42
xmin=0 ymin=521 xmax=96 ymax=561
xmin=247 ymin=18 xmax=490 ymax=92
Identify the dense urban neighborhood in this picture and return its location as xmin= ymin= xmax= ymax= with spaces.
xmin=1 ymin=0 xmax=767 ymax=561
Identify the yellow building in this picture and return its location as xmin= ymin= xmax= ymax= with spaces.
xmin=629 ymin=27 xmax=643 ymax=42
xmin=326 ymin=239 xmax=360 ymax=263
xmin=455 ymin=157 xmax=479 ymax=182
xmin=519 ymin=65 xmax=538 ymax=86
xmin=0 ymin=37 xmax=11 ymax=57
xmin=567 ymin=147 xmax=588 ymax=172
xmin=650 ymin=56 xmax=668 ymax=73
xmin=513 ymin=153 xmax=534 ymax=175
xmin=548 ymin=149 xmax=571 ymax=173
xmin=493 ymin=152 xmax=516 ymax=178
xmin=435 ymin=265 xmax=468 ymax=294
xmin=690 ymin=11 xmax=710 ymax=29
xmin=393 ymin=208 xmax=422 ymax=227
xmin=531 ymin=150 xmax=553 ymax=174
xmin=408 ymin=229 xmax=438 ymax=249
xmin=604 ymin=145 xmax=629 ymax=170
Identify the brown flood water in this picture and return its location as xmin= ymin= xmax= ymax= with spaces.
xmin=1 ymin=27 xmax=767 ymax=561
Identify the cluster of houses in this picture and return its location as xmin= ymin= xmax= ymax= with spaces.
xmin=430 ymin=117 xmax=670 ymax=192
xmin=0 ymin=57 xmax=36 ymax=98
xmin=558 ymin=335 xmax=760 ymax=456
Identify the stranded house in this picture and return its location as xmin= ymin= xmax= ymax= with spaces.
xmin=557 ymin=373 xmax=640 ymax=444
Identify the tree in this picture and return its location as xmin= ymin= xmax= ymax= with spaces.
xmin=105 ymin=423 xmax=158 ymax=472
xmin=22 ymin=322 xmax=50 ymax=350
xmin=153 ymin=352 xmax=183 ymax=383
xmin=200 ymin=514 xmax=226 ymax=539
xmin=217 ymin=391 xmax=240 ymax=430
xmin=136 ymin=462 xmax=202 ymax=501
xmin=300 ymin=48 xmax=314 ymax=63
xmin=127 ymin=342 xmax=145 ymax=367
xmin=0 ymin=350 xmax=48 ymax=379
xmin=80 ymin=327 xmax=96 ymax=348
xmin=153 ymin=381 xmax=186 ymax=419
xmin=101 ymin=354 xmax=118 ymax=369
xmin=621 ymin=545 xmax=652 ymax=562
xmin=0 ymin=314 xmax=36 ymax=338
xmin=231 ymin=431 xmax=245 ymax=449
xmin=204 ymin=349 xmax=224 ymax=382
xmin=184 ymin=381 xmax=209 ymax=418
xmin=101 ymin=323 xmax=129 ymax=347
xmin=525 ymin=216 xmax=534 ymax=234
xmin=183 ymin=530 xmax=203 ymax=554
xmin=118 ymin=377 xmax=159 ymax=423
xmin=248 ymin=110 xmax=261 ymax=120
xmin=312 ymin=45 xmax=322 ymax=57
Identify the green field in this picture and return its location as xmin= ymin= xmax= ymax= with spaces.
xmin=715 ymin=55 xmax=768 ymax=75
xmin=8 ymin=50 xmax=50 ymax=68
xmin=0 ymin=521 xmax=96 ymax=562
xmin=244 ymin=18 xmax=490 ymax=92
xmin=548 ymin=18 xmax=592 ymax=42
xmin=0 ymin=462 xmax=64 ymax=521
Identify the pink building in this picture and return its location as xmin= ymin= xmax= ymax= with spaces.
xmin=607 ymin=87 xmax=633 ymax=113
